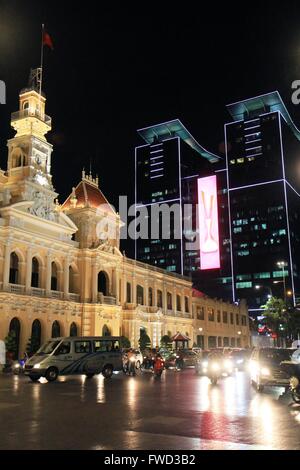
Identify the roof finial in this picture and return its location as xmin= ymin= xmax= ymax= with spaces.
xmin=82 ymin=168 xmax=85 ymax=180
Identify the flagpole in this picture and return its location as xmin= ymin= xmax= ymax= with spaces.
xmin=39 ymin=24 xmax=44 ymax=98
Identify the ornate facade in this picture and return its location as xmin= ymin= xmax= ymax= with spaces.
xmin=0 ymin=78 xmax=250 ymax=357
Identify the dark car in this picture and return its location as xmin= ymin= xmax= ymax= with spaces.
xmin=230 ymin=349 xmax=252 ymax=370
xmin=250 ymin=347 xmax=296 ymax=392
xmin=165 ymin=350 xmax=199 ymax=369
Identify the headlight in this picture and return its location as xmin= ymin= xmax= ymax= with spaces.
xmin=212 ymin=363 xmax=220 ymax=371
xmin=224 ymin=359 xmax=232 ymax=369
xmin=13 ymin=363 xmax=20 ymax=369
xmin=261 ymin=367 xmax=270 ymax=376
xmin=33 ymin=363 xmax=41 ymax=369
xmin=202 ymin=361 xmax=208 ymax=367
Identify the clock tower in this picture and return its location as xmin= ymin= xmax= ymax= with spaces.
xmin=3 ymin=68 xmax=59 ymax=220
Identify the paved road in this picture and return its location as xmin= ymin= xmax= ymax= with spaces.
xmin=0 ymin=369 xmax=300 ymax=450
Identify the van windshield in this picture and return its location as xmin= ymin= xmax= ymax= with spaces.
xmin=36 ymin=340 xmax=61 ymax=356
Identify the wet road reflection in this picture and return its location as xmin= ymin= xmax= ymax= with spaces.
xmin=0 ymin=369 xmax=300 ymax=449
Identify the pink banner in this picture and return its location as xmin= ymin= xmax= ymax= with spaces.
xmin=197 ymin=175 xmax=220 ymax=270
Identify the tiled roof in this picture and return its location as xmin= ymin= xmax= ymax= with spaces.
xmin=62 ymin=179 xmax=115 ymax=214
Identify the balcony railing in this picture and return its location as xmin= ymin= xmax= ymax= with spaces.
xmin=50 ymin=290 xmax=64 ymax=300
xmin=6 ymin=283 xmax=25 ymax=294
xmin=98 ymin=293 xmax=117 ymax=305
xmin=30 ymin=287 xmax=45 ymax=297
xmin=68 ymin=293 xmax=80 ymax=302
xmin=11 ymin=109 xmax=51 ymax=127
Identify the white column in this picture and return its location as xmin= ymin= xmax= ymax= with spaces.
xmin=63 ymin=257 xmax=69 ymax=299
xmin=46 ymin=252 xmax=52 ymax=294
xmin=163 ymin=284 xmax=167 ymax=314
xmin=132 ymin=274 xmax=137 ymax=304
xmin=25 ymin=247 xmax=32 ymax=294
xmin=92 ymin=263 xmax=98 ymax=303
xmin=153 ymin=281 xmax=157 ymax=307
xmin=3 ymin=243 xmax=11 ymax=287
xmin=115 ymin=269 xmax=120 ymax=304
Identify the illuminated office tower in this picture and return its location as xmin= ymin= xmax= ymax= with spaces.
xmin=135 ymin=119 xmax=220 ymax=276
xmin=225 ymin=91 xmax=300 ymax=312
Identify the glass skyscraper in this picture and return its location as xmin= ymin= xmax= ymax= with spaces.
xmin=225 ymin=91 xmax=300 ymax=311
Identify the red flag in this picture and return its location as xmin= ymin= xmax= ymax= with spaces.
xmin=43 ymin=31 xmax=54 ymax=50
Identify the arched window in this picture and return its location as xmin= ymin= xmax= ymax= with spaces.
xmin=126 ymin=282 xmax=131 ymax=302
xmin=148 ymin=287 xmax=153 ymax=307
xmin=23 ymin=101 xmax=29 ymax=110
xmin=51 ymin=262 xmax=58 ymax=291
xmin=51 ymin=320 xmax=60 ymax=338
xmin=157 ymin=290 xmax=163 ymax=308
xmin=70 ymin=322 xmax=77 ymax=337
xmin=9 ymin=252 xmax=19 ymax=284
xmin=9 ymin=317 xmax=21 ymax=359
xmin=31 ymin=319 xmax=41 ymax=352
xmin=98 ymin=271 xmax=109 ymax=296
xmin=167 ymin=292 xmax=173 ymax=310
xmin=102 ymin=324 xmax=111 ymax=336
xmin=136 ymin=285 xmax=144 ymax=305
xmin=31 ymin=257 xmax=39 ymax=288
xmin=176 ymin=295 xmax=181 ymax=311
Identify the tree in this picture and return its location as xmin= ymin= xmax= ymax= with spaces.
xmin=26 ymin=336 xmax=40 ymax=356
xmin=138 ymin=330 xmax=151 ymax=351
xmin=5 ymin=331 xmax=17 ymax=359
xmin=120 ymin=336 xmax=131 ymax=349
xmin=261 ymin=297 xmax=288 ymax=347
xmin=160 ymin=335 xmax=172 ymax=351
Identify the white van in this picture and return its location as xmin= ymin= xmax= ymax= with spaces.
xmin=24 ymin=336 xmax=123 ymax=382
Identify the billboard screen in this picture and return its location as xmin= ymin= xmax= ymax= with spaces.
xmin=197 ymin=175 xmax=220 ymax=270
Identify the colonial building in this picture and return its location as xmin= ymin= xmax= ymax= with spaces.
xmin=0 ymin=75 xmax=250 ymax=357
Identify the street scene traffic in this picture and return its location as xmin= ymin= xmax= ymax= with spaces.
xmin=1 ymin=337 xmax=300 ymax=450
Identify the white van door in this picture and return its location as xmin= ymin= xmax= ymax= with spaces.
xmin=52 ymin=340 xmax=73 ymax=373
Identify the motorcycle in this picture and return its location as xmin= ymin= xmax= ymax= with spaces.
xmin=280 ymin=350 xmax=300 ymax=403
xmin=153 ymin=356 xmax=165 ymax=378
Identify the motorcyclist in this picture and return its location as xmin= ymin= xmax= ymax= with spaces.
xmin=153 ymin=353 xmax=164 ymax=377
xmin=127 ymin=348 xmax=136 ymax=376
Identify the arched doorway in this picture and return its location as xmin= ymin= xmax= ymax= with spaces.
xmin=51 ymin=262 xmax=58 ymax=291
xmin=51 ymin=320 xmax=60 ymax=338
xmin=70 ymin=322 xmax=78 ymax=337
xmin=31 ymin=319 xmax=42 ymax=353
xmin=102 ymin=324 xmax=111 ymax=337
xmin=9 ymin=252 xmax=19 ymax=284
xmin=31 ymin=257 xmax=39 ymax=288
xmin=98 ymin=271 xmax=109 ymax=296
xmin=9 ymin=317 xmax=21 ymax=359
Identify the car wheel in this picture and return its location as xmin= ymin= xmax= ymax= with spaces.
xmin=136 ymin=360 xmax=141 ymax=369
xmin=45 ymin=367 xmax=58 ymax=382
xmin=257 ymin=382 xmax=264 ymax=392
xmin=102 ymin=365 xmax=113 ymax=379
xmin=29 ymin=375 xmax=40 ymax=382
xmin=292 ymin=389 xmax=300 ymax=404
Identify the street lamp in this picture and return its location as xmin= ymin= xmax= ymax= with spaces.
xmin=198 ymin=327 xmax=203 ymax=332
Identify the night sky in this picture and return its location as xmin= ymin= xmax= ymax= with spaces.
xmin=1 ymin=1 xmax=300 ymax=257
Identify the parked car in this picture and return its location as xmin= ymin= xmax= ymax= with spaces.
xmin=250 ymin=347 xmax=296 ymax=392
xmin=165 ymin=349 xmax=199 ymax=369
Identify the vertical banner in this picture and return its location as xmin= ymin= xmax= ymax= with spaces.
xmin=197 ymin=175 xmax=220 ymax=270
